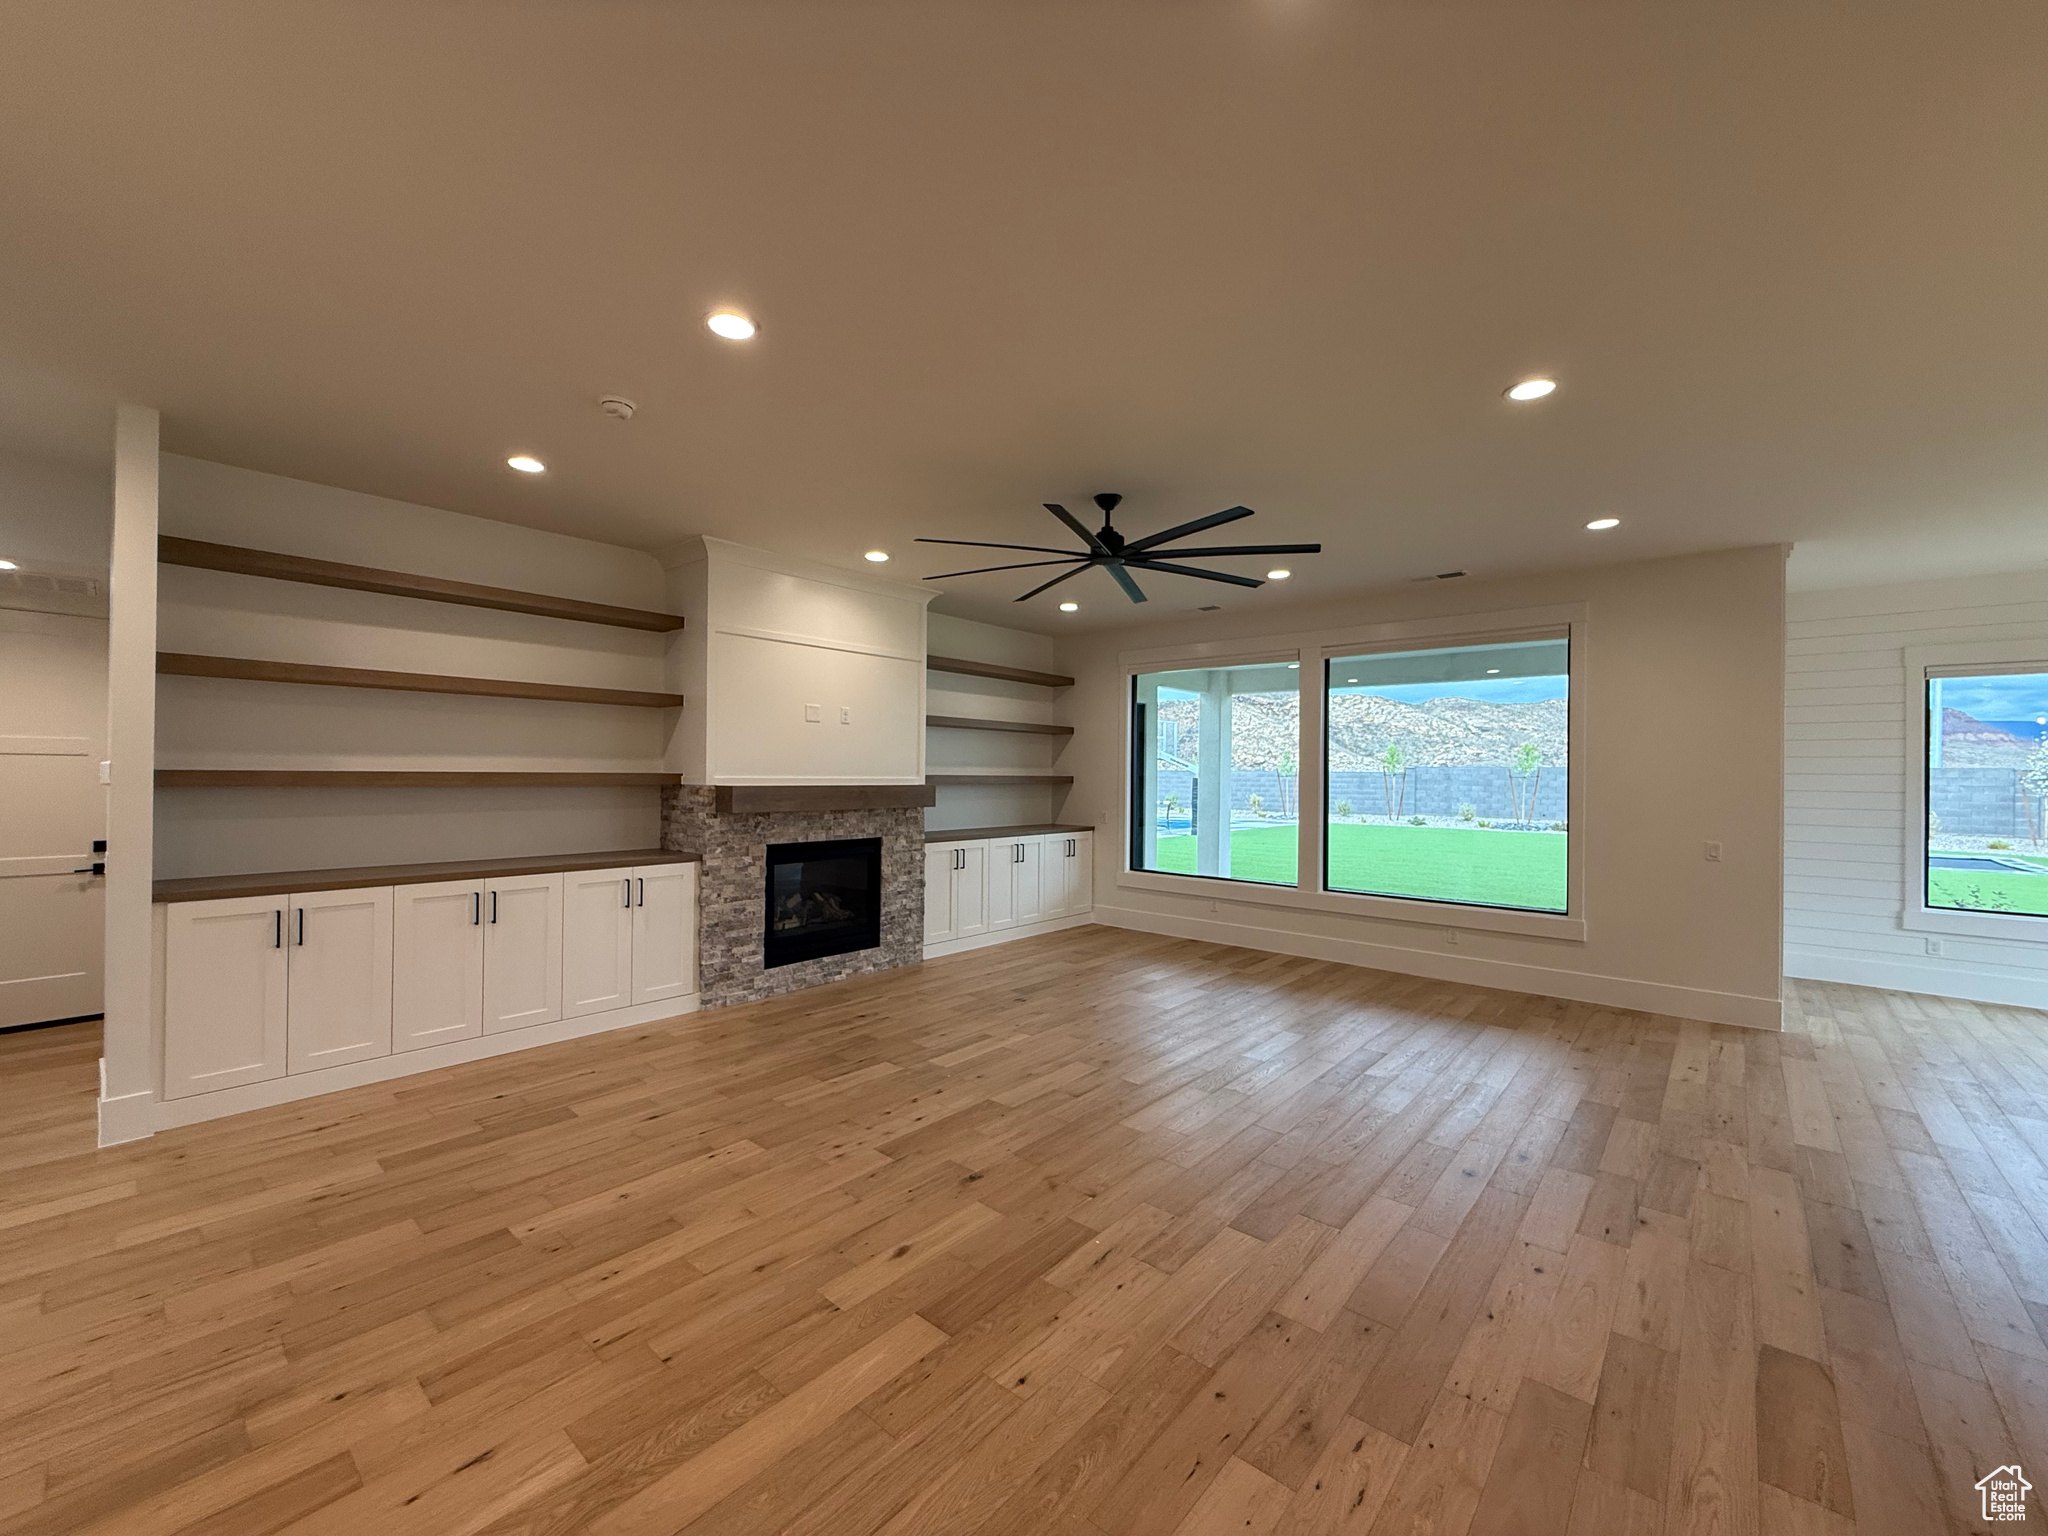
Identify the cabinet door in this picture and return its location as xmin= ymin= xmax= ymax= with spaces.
xmin=286 ymin=886 xmax=394 ymax=1074
xmin=392 ymin=881 xmax=484 ymax=1053
xmin=924 ymin=846 xmax=957 ymax=942
xmin=1011 ymin=838 xmax=1045 ymax=925
xmin=163 ymin=896 xmax=288 ymax=1098
xmin=632 ymin=863 xmax=697 ymax=1005
xmin=1065 ymin=833 xmax=1094 ymax=913
xmin=986 ymin=840 xmax=1018 ymax=930
xmin=484 ymin=874 xmax=562 ymax=1032
xmin=1040 ymin=836 xmax=1069 ymax=920
xmin=563 ymin=867 xmax=635 ymax=1019
xmin=954 ymin=842 xmax=988 ymax=938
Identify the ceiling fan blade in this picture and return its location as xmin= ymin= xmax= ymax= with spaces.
xmin=1122 ymin=505 xmax=1254 ymax=554
xmin=1124 ymin=558 xmax=1264 ymax=589
xmin=915 ymin=537 xmax=1092 ymax=556
xmin=1043 ymin=503 xmax=1111 ymax=556
xmin=1137 ymin=542 xmax=1323 ymax=557
xmin=1106 ymin=563 xmax=1149 ymax=604
xmin=925 ymin=558 xmax=1089 ymax=580
xmin=1013 ymin=563 xmax=1095 ymax=602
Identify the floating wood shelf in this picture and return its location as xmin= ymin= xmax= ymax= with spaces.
xmin=924 ymin=714 xmax=1073 ymax=737
xmin=156 ymin=769 xmax=680 ymax=788
xmin=159 ymin=536 xmax=685 ymax=633
xmin=714 ymin=784 xmax=937 ymax=814
xmin=157 ymin=652 xmax=685 ymax=708
xmin=926 ymin=774 xmax=1075 ymax=787
xmin=923 ymin=823 xmax=1091 ymax=843
xmin=154 ymin=848 xmax=701 ymax=904
xmin=925 ymin=655 xmax=1074 ymax=689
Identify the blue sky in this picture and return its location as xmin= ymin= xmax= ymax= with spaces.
xmin=1333 ymin=676 xmax=1569 ymax=705
xmin=1935 ymin=671 xmax=2048 ymax=723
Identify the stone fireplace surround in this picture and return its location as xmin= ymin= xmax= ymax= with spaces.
xmin=660 ymin=786 xmax=925 ymax=1008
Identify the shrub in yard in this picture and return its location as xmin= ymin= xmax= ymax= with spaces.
xmin=1549 ymin=822 xmax=1568 ymax=832
xmin=1336 ymin=800 xmax=1352 ymax=820
xmin=1408 ymin=815 xmax=1427 ymax=826
xmin=1249 ymin=793 xmax=1265 ymax=817
xmin=1476 ymin=819 xmax=1492 ymax=829
xmin=1989 ymin=839 xmax=2012 ymax=850
xmin=1458 ymin=803 xmax=1476 ymax=822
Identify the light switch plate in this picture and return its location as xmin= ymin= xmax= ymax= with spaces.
xmin=804 ymin=703 xmax=822 ymax=723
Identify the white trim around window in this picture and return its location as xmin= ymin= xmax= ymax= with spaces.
xmin=1902 ymin=641 xmax=2048 ymax=943
xmin=1118 ymin=602 xmax=1589 ymax=943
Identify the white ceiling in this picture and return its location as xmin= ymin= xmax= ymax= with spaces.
xmin=0 ymin=1 xmax=2041 ymax=631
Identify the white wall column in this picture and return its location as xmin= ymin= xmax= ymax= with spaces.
xmin=1195 ymin=671 xmax=1232 ymax=878
xmin=99 ymin=403 xmax=159 ymax=1145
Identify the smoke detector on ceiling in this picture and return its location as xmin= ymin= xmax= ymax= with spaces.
xmin=598 ymin=396 xmax=637 ymax=421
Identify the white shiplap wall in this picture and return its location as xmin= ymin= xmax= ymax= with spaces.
xmin=1786 ymin=570 xmax=2048 ymax=1007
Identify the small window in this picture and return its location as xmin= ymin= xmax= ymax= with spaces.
xmin=1324 ymin=636 xmax=1569 ymax=913
xmin=1130 ymin=661 xmax=1301 ymax=887
xmin=1925 ymin=668 xmax=2048 ymax=918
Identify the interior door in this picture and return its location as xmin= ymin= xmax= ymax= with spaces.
xmin=286 ymin=886 xmax=394 ymax=1073
xmin=563 ymin=866 xmax=635 ymax=1018
xmin=392 ymin=880 xmax=484 ymax=1052
xmin=162 ymin=896 xmax=287 ymax=1098
xmin=0 ymin=607 xmax=107 ymax=1027
xmin=484 ymin=873 xmax=562 ymax=1032
xmin=632 ymin=863 xmax=697 ymax=1005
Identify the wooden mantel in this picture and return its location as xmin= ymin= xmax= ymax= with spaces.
xmin=713 ymin=784 xmax=938 ymax=815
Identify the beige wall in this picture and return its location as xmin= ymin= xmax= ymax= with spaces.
xmin=1055 ymin=544 xmax=1788 ymax=1027
xmin=153 ymin=455 xmax=675 ymax=878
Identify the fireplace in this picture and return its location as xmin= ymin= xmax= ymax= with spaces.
xmin=763 ymin=837 xmax=883 ymax=969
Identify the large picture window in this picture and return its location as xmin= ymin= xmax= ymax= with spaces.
xmin=1131 ymin=661 xmax=1301 ymax=887
xmin=1324 ymin=637 xmax=1569 ymax=913
xmin=1924 ymin=667 xmax=2048 ymax=918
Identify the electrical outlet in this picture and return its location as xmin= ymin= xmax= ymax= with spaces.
xmin=98 ymin=760 xmax=111 ymax=785
xmin=804 ymin=703 xmax=822 ymax=723
xmin=1443 ymin=928 xmax=1460 ymax=946
xmin=1925 ymin=937 xmax=1944 ymax=957
xmin=1703 ymin=841 xmax=1722 ymax=862
xmin=840 ymin=706 xmax=851 ymax=724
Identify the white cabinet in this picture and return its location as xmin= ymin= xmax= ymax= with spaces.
xmin=163 ymin=895 xmax=288 ymax=1099
xmin=925 ymin=842 xmax=987 ymax=943
xmin=393 ymin=880 xmax=484 ymax=1052
xmin=632 ymin=862 xmax=698 ymax=1004
xmin=563 ymin=867 xmax=635 ymax=1019
xmin=286 ymin=886 xmax=394 ymax=1074
xmin=989 ymin=836 xmax=1043 ymax=930
xmin=484 ymin=873 xmax=563 ymax=1033
xmin=1044 ymin=833 xmax=1093 ymax=918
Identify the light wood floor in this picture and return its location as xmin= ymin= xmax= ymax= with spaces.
xmin=3 ymin=928 xmax=2046 ymax=1535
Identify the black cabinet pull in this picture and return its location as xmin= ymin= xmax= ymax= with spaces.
xmin=274 ymin=909 xmax=282 ymax=948
xmin=490 ymin=890 xmax=498 ymax=924
xmin=623 ymin=877 xmax=632 ymax=908
xmin=472 ymin=890 xmax=481 ymax=925
xmin=637 ymin=877 xmax=645 ymax=907
xmin=296 ymin=908 xmax=305 ymax=946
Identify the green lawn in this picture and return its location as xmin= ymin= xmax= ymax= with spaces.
xmin=1150 ymin=823 xmax=1568 ymax=911
xmin=1928 ymin=853 xmax=2048 ymax=916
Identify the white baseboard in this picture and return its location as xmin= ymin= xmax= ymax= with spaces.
xmin=1785 ymin=946 xmax=2048 ymax=1011
xmin=923 ymin=911 xmax=1095 ymax=959
xmin=1093 ymin=902 xmax=1784 ymax=1030
xmin=96 ymin=1063 xmax=156 ymax=1147
xmin=146 ymin=994 xmax=701 ymax=1135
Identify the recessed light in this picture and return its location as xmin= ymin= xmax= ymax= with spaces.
xmin=1059 ymin=601 xmax=1078 ymax=612
xmin=1585 ymin=517 xmax=1620 ymax=530
xmin=707 ymin=311 xmax=756 ymax=341
xmin=1506 ymin=378 xmax=1557 ymax=402
xmin=1346 ymin=677 xmax=1358 ymax=683
xmin=863 ymin=550 xmax=889 ymax=563
xmin=1486 ymin=668 xmax=1501 ymax=675
xmin=1287 ymin=663 xmax=1299 ymax=669
xmin=0 ymin=559 xmax=15 ymax=571
xmin=506 ymin=455 xmax=546 ymax=474
xmin=1266 ymin=569 xmax=1291 ymax=581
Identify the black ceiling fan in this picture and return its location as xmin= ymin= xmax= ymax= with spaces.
xmin=917 ymin=493 xmax=1321 ymax=604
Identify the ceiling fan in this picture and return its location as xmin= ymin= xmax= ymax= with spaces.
xmin=917 ymin=493 xmax=1321 ymax=604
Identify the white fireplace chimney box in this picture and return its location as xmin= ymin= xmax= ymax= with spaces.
xmin=657 ymin=537 xmax=933 ymax=786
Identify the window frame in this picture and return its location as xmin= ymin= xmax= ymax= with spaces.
xmin=1903 ymin=641 xmax=2048 ymax=942
xmin=1118 ymin=603 xmax=1588 ymax=942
